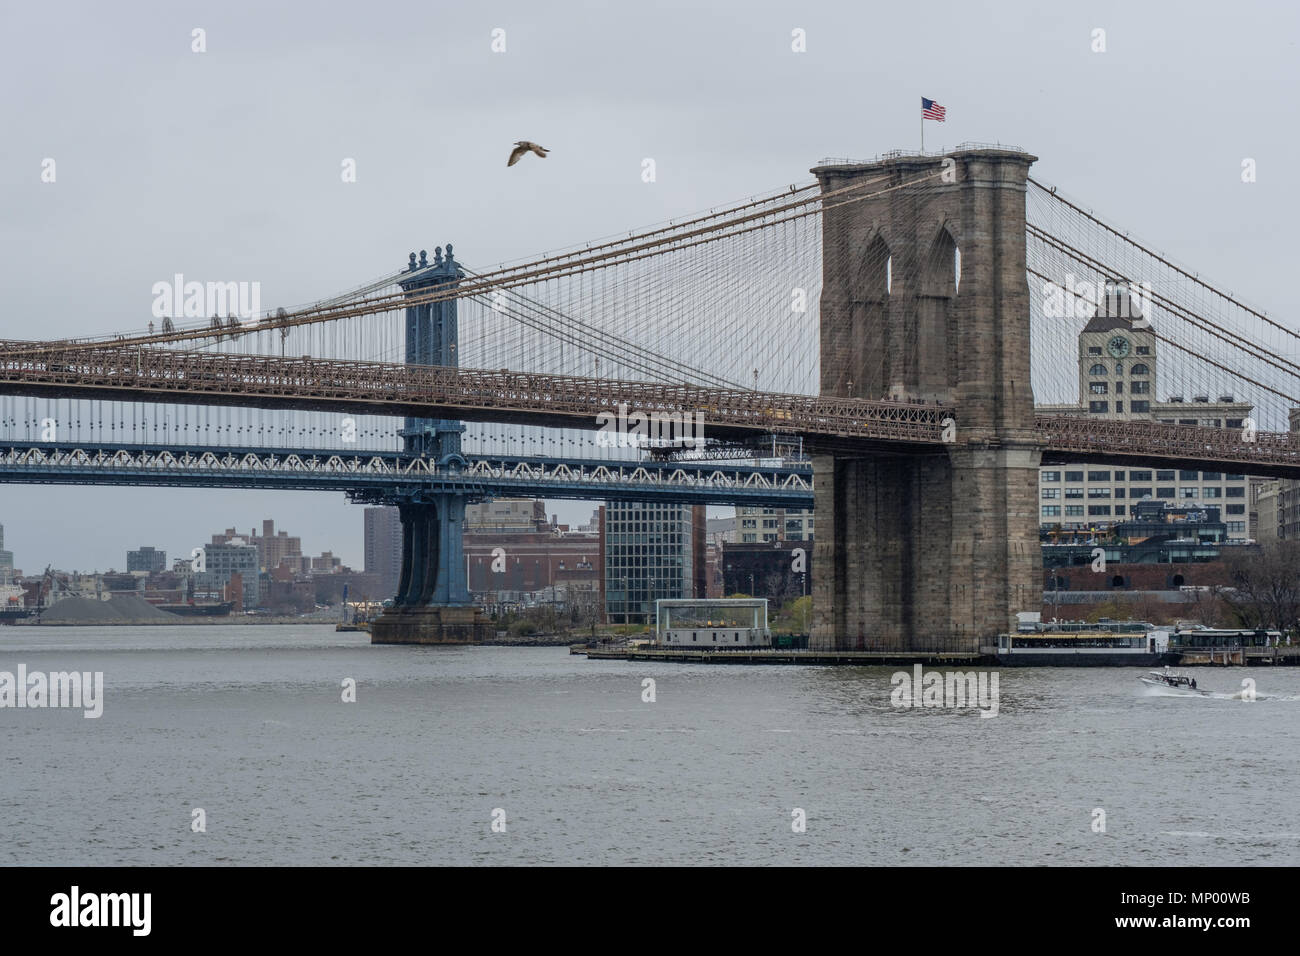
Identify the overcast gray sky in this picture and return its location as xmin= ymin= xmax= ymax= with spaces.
xmin=1 ymin=0 xmax=1296 ymax=573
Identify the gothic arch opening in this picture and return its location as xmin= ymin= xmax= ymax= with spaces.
xmin=912 ymin=228 xmax=959 ymax=399
xmin=849 ymin=234 xmax=891 ymax=397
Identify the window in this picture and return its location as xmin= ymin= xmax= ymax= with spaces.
xmin=1114 ymin=505 xmax=1126 ymax=515
xmin=1115 ymin=363 xmax=1124 ymax=375
xmin=1042 ymin=506 xmax=1061 ymax=517
xmin=1136 ymin=346 xmax=1150 ymax=355
xmin=1088 ymin=470 xmax=1111 ymax=481
xmin=1042 ymin=471 xmax=1061 ymax=482
xmin=1131 ymin=401 xmax=1150 ymax=413
xmin=1088 ymin=505 xmax=1112 ymax=516
xmin=1131 ymin=363 xmax=1150 ymax=375
xmin=1226 ymin=486 xmax=1245 ymax=498
xmin=1226 ymin=474 xmax=1245 ymax=482
xmin=1065 ymin=505 xmax=1084 ymax=516
xmin=1226 ymin=420 xmax=1243 ymax=430
xmin=1115 ymin=382 xmax=1124 ymax=394
xmin=1227 ymin=504 xmax=1245 ymax=515
xmin=1115 ymin=402 xmax=1124 ymax=413
xmin=1114 ymin=471 xmax=1126 ymax=481
xmin=1088 ymin=488 xmax=1112 ymax=498
xmin=1202 ymin=472 xmax=1221 ymax=481
xmin=1157 ymin=471 xmax=1175 ymax=481
xmin=1088 ymin=364 xmax=1107 ymax=375
xmin=1130 ymin=487 xmax=1152 ymax=499
xmin=1088 ymin=346 xmax=1102 ymax=355
xmin=1042 ymin=488 xmax=1060 ymax=499
xmin=1089 ymin=382 xmax=1108 ymax=395
xmin=1065 ymin=471 xmax=1084 ymax=482
xmin=1227 ymin=521 xmax=1246 ymax=534
xmin=1130 ymin=471 xmax=1152 ymax=481
xmin=1064 ymin=487 xmax=1083 ymax=499
xmin=1203 ymin=487 xmax=1222 ymax=499
xmin=1114 ymin=488 xmax=1126 ymax=499
xmin=1130 ymin=380 xmax=1150 ymax=394
xmin=1180 ymin=488 xmax=1199 ymax=499
xmin=1089 ymin=401 xmax=1108 ymax=413
xmin=1156 ymin=487 xmax=1175 ymax=499
xmin=1179 ymin=470 xmax=1199 ymax=481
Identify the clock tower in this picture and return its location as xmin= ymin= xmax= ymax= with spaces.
xmin=1077 ymin=280 xmax=1157 ymax=421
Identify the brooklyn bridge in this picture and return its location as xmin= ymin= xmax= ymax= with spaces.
xmin=2 ymin=147 xmax=1297 ymax=647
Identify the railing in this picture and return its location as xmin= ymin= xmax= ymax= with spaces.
xmin=1036 ymin=415 xmax=1300 ymax=474
xmin=816 ymin=143 xmax=1030 ymax=166
xmin=0 ymin=343 xmax=952 ymax=445
xmin=0 ymin=442 xmax=815 ymax=503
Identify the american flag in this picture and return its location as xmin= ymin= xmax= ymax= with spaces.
xmin=922 ymin=97 xmax=946 ymax=121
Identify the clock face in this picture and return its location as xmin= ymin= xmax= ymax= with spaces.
xmin=1107 ymin=335 xmax=1131 ymax=358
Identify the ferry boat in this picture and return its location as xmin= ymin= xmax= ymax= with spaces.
xmin=993 ymin=619 xmax=1163 ymax=666
xmin=1164 ymin=626 xmax=1286 ymax=665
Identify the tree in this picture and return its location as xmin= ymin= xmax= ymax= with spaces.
xmin=1218 ymin=540 xmax=1300 ymax=634
xmin=1184 ymin=586 xmax=1226 ymax=627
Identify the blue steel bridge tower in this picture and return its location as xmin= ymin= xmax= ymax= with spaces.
xmin=368 ymin=245 xmax=487 ymax=644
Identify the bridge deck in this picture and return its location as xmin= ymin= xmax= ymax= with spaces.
xmin=3 ymin=344 xmax=1300 ymax=476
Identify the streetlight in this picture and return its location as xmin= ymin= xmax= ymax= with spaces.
xmin=1053 ymin=566 xmax=1063 ymax=620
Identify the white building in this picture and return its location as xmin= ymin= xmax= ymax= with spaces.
xmin=1038 ymin=282 xmax=1253 ymax=541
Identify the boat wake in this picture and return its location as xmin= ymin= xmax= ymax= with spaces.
xmin=1139 ymin=684 xmax=1296 ymax=702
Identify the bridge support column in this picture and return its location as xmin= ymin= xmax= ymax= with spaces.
xmin=810 ymin=148 xmax=1043 ymax=651
xmin=370 ymin=245 xmax=487 ymax=646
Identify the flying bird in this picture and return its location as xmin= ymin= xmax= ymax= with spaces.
xmin=508 ymin=141 xmax=549 ymax=166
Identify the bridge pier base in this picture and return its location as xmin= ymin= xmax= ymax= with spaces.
xmin=369 ymin=494 xmax=487 ymax=646
xmin=369 ymin=604 xmax=487 ymax=645
xmin=811 ymin=445 xmax=1040 ymax=652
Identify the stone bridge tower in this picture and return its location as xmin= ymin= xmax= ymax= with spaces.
xmin=810 ymin=148 xmax=1042 ymax=651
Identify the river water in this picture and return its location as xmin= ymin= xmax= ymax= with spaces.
xmin=2 ymin=625 xmax=1298 ymax=866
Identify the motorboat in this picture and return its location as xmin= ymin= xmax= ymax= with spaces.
xmin=1138 ymin=667 xmax=1203 ymax=692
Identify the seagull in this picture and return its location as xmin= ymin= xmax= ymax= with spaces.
xmin=508 ymin=141 xmax=549 ymax=166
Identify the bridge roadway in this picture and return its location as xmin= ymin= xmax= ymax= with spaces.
xmin=0 ymin=440 xmax=814 ymax=507
xmin=2 ymin=343 xmax=1300 ymax=477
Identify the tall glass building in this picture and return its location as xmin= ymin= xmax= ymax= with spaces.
xmin=602 ymin=502 xmax=704 ymax=624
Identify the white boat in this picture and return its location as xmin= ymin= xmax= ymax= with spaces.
xmin=1138 ymin=667 xmax=1204 ymax=693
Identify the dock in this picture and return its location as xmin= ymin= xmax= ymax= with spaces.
xmin=572 ymin=645 xmax=988 ymax=665
xmin=571 ymin=643 xmax=1300 ymax=667
xmin=1167 ymin=645 xmax=1300 ymax=666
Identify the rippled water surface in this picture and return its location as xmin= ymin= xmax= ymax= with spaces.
xmin=2 ymin=625 xmax=1298 ymax=865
